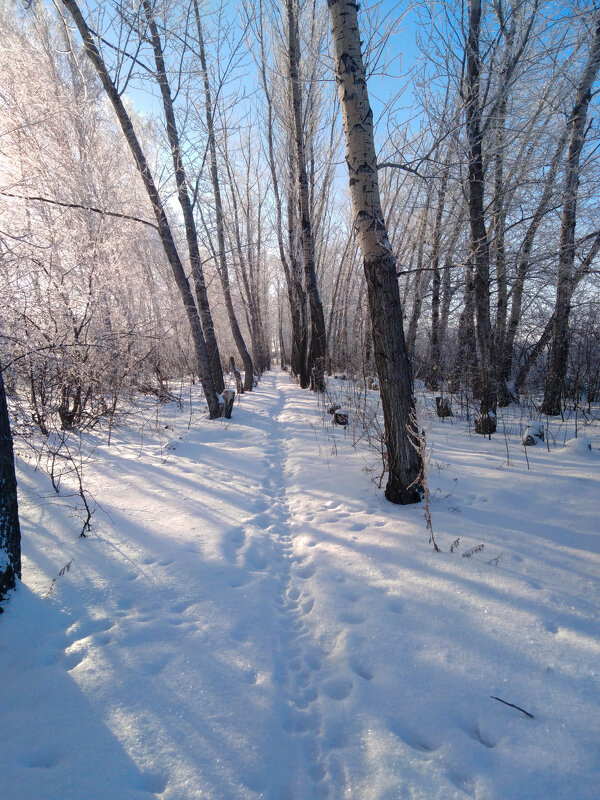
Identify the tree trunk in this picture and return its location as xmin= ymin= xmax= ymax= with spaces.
xmin=0 ymin=362 xmax=21 ymax=608
xmin=516 ymin=230 xmax=600 ymax=394
xmin=60 ymin=0 xmax=222 ymax=418
xmin=143 ymin=1 xmax=224 ymax=395
xmin=328 ymin=0 xmax=422 ymax=504
xmin=286 ymin=150 xmax=310 ymax=386
xmin=426 ymin=167 xmax=450 ymax=390
xmin=286 ymin=0 xmax=327 ymax=391
xmin=541 ymin=13 xmax=600 ymax=415
xmin=499 ymin=128 xmax=568 ymax=402
xmin=406 ymin=189 xmax=432 ymax=364
xmin=193 ymin=2 xmax=254 ymax=391
xmin=466 ymin=0 xmax=496 ymax=433
xmin=256 ymin=0 xmax=307 ymax=382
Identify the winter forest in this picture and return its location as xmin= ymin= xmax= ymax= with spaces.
xmin=1 ymin=0 xmax=599 ymax=797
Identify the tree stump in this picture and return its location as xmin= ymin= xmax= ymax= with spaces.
xmin=475 ymin=410 xmax=497 ymax=435
xmin=522 ymin=421 xmax=544 ymax=446
xmin=333 ymin=410 xmax=349 ymax=426
xmin=229 ymin=356 xmax=243 ymax=395
xmin=435 ymin=397 xmax=453 ymax=418
xmin=220 ymin=389 xmax=235 ymax=419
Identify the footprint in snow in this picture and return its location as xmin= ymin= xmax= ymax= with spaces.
xmin=387 ymin=597 xmax=404 ymax=614
xmin=338 ymin=610 xmax=366 ymax=625
xmin=296 ymin=562 xmax=316 ymax=579
xmin=322 ymin=677 xmax=353 ymax=701
xmin=464 ymin=723 xmax=497 ymax=749
xmin=138 ymin=772 xmax=168 ymax=794
xmin=393 ymin=725 xmax=440 ymax=754
xmin=21 ymin=747 xmax=64 ymax=769
xmin=349 ymin=657 xmax=374 ymax=681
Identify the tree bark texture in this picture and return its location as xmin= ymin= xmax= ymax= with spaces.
xmin=466 ymin=0 xmax=497 ymax=432
xmin=60 ymin=0 xmax=222 ymax=419
xmin=328 ymin=0 xmax=422 ymax=504
xmin=256 ymin=0 xmax=307 ymax=383
xmin=541 ymin=13 xmax=600 ymax=415
xmin=426 ymin=166 xmax=449 ymax=390
xmin=0 ymin=362 xmax=21 ymax=608
xmin=286 ymin=0 xmax=327 ymax=391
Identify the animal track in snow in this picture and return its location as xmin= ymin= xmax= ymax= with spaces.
xmin=347 ymin=522 xmax=366 ymax=532
xmin=63 ymin=647 xmax=86 ymax=671
xmin=349 ymin=657 xmax=374 ymax=681
xmin=138 ymin=771 xmax=168 ymax=794
xmin=387 ymin=597 xmax=404 ymax=614
xmin=464 ymin=724 xmax=497 ymax=749
xmin=296 ymin=562 xmax=316 ymax=579
xmin=388 ymin=719 xmax=441 ymax=754
xmin=338 ymin=610 xmax=366 ymax=625
xmin=322 ymin=678 xmax=353 ymax=701
xmin=21 ymin=747 xmax=64 ymax=769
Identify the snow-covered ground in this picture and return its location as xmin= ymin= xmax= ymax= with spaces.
xmin=1 ymin=369 xmax=599 ymax=800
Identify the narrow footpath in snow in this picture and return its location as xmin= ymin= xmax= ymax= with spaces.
xmin=2 ymin=369 xmax=600 ymax=800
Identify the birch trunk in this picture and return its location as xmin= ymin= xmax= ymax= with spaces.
xmin=328 ymin=0 xmax=422 ymax=504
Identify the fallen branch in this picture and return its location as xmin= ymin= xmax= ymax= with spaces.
xmin=490 ymin=695 xmax=534 ymax=718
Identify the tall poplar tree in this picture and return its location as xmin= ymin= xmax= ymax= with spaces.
xmin=327 ymin=0 xmax=422 ymax=504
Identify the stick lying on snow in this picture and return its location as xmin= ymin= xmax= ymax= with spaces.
xmin=490 ymin=696 xmax=535 ymax=718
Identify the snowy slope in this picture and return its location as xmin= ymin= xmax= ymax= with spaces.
xmin=1 ymin=370 xmax=599 ymax=799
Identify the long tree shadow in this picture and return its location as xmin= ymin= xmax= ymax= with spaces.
xmin=0 ymin=584 xmax=164 ymax=800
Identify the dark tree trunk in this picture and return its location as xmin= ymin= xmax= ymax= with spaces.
xmin=541 ymin=14 xmax=600 ymax=415
xmin=193 ymin=3 xmax=254 ymax=391
xmin=60 ymin=0 xmax=222 ymax=419
xmin=516 ymin=230 xmax=600 ymax=394
xmin=498 ymin=129 xmax=568 ymax=403
xmin=256 ymin=0 xmax=307 ymax=384
xmin=328 ymin=0 xmax=422 ymax=504
xmin=0 ymin=363 xmax=21 ymax=608
xmin=286 ymin=0 xmax=327 ymax=391
xmin=425 ymin=165 xmax=449 ymax=390
xmin=466 ymin=0 xmax=497 ymax=433
xmin=144 ymin=1 xmax=224 ymax=395
xmin=465 ymin=2 xmax=495 ymax=407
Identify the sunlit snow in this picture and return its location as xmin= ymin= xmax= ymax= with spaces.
xmin=1 ymin=369 xmax=599 ymax=799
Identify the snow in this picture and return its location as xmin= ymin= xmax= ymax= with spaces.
xmin=1 ymin=369 xmax=599 ymax=799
